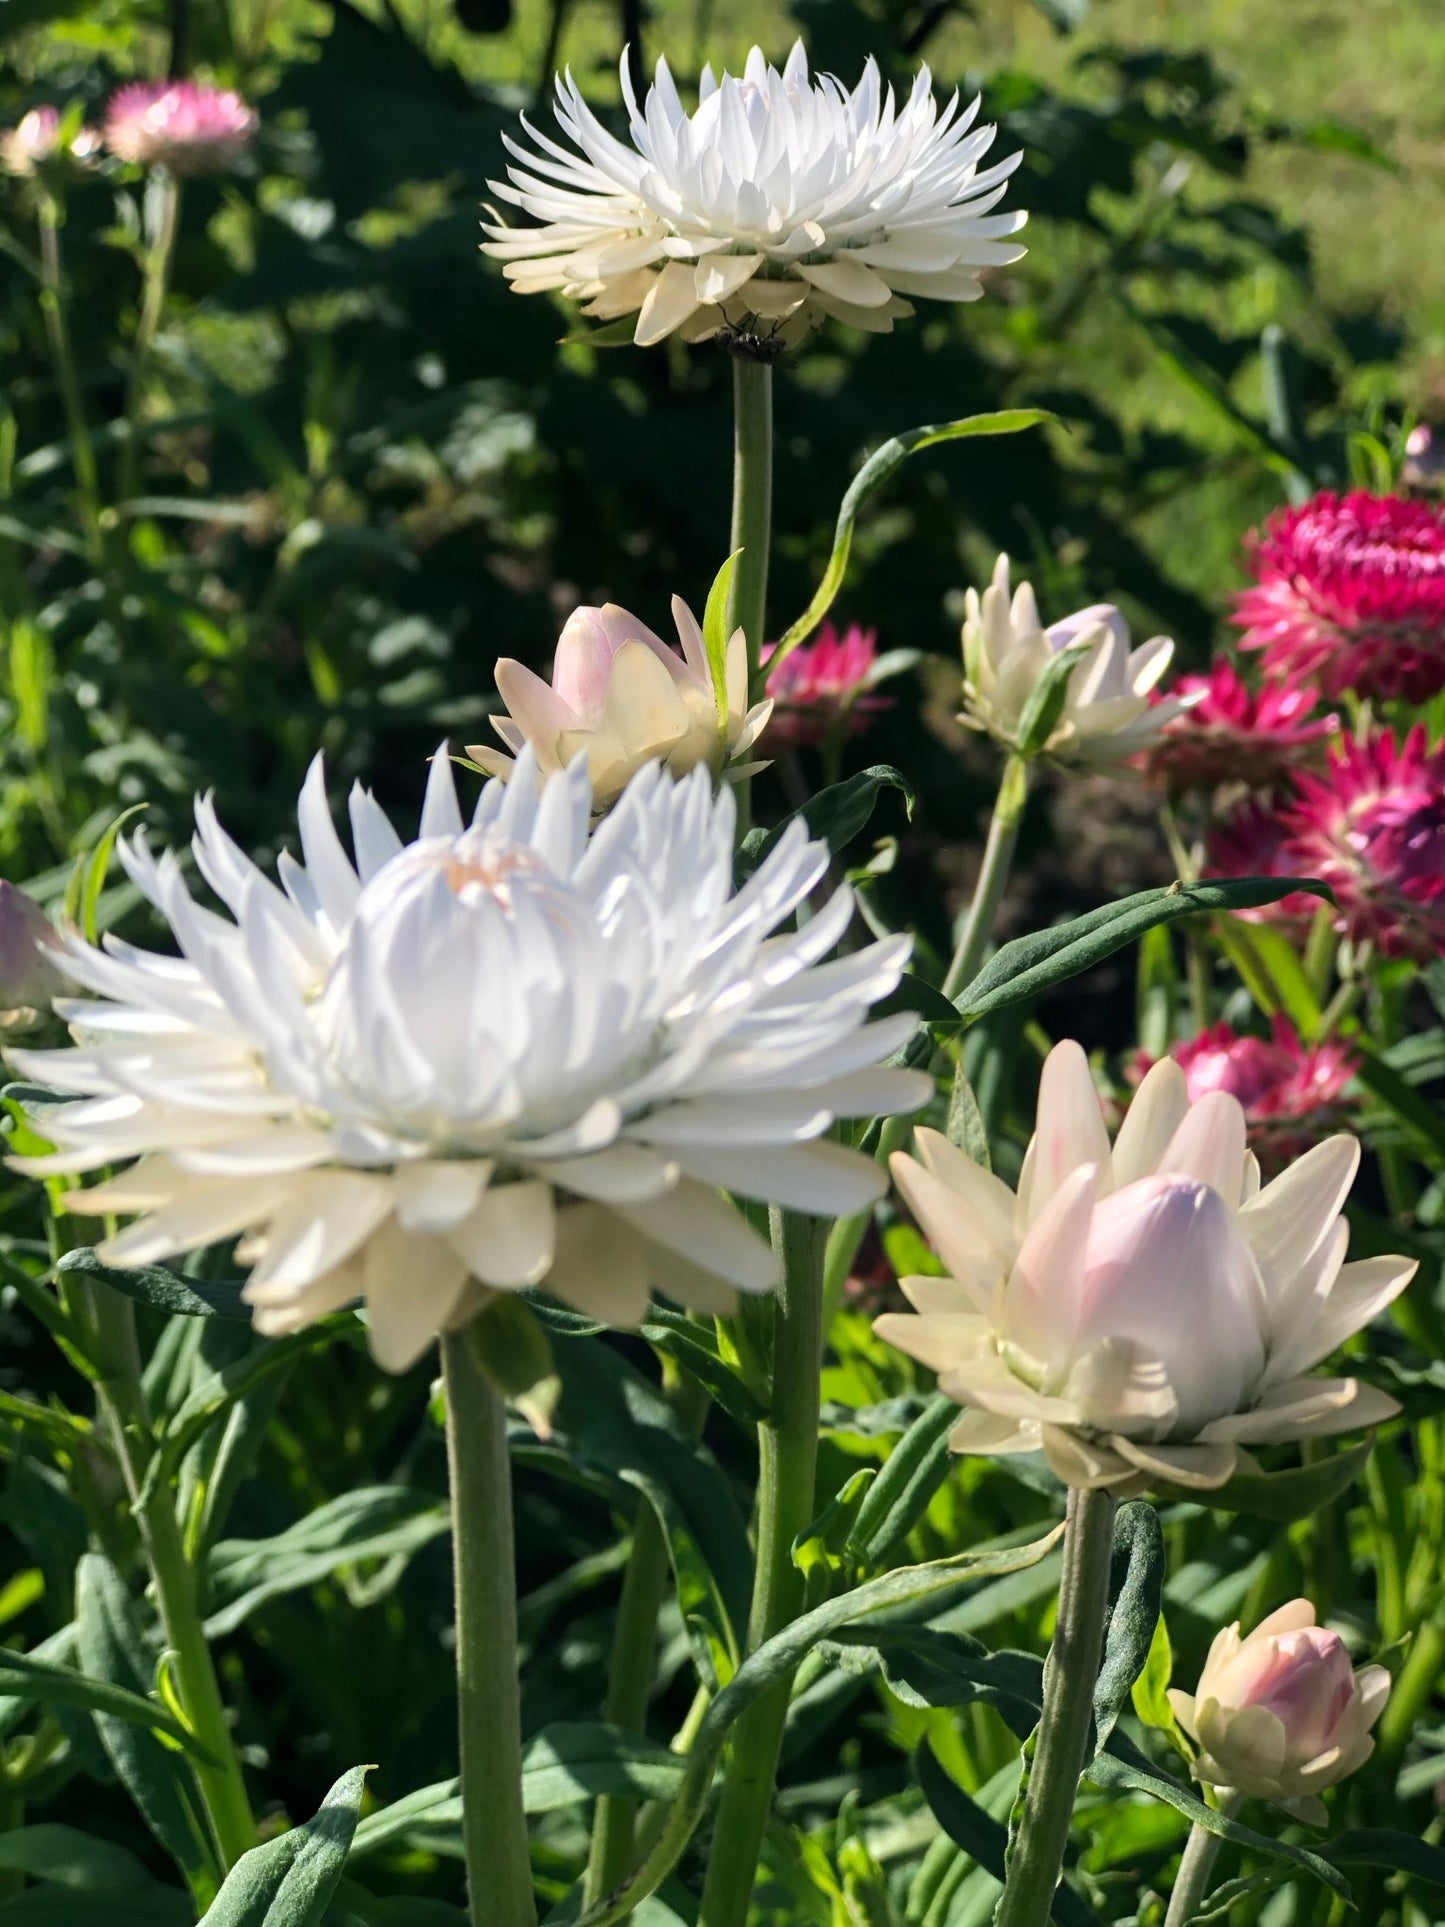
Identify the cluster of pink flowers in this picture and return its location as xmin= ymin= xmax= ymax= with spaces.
xmin=1145 ymin=657 xmax=1335 ymax=792
xmin=1164 ymin=1017 xmax=1358 ymax=1159
xmin=3 ymin=82 xmax=255 ymax=184
xmin=762 ymin=621 xmax=893 ymax=749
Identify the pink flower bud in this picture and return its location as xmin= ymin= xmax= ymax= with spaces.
xmin=1168 ymin=1600 xmax=1390 ymax=1821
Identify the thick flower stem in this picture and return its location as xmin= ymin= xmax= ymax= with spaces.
xmin=728 ymin=355 xmax=774 ymax=697
xmin=1162 ymin=1797 xmax=1239 ymax=1927
xmin=992 ymin=1487 xmax=1117 ymax=1927
xmin=942 ymin=756 xmax=1029 ymax=1003
xmin=443 ymin=1329 xmax=537 ymax=1927
xmin=697 ymin=1208 xmax=824 ymax=1927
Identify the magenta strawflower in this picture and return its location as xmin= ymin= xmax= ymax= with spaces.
xmin=1145 ymin=657 xmax=1336 ymax=791
xmin=1235 ymin=489 xmax=1445 ymax=703
xmin=763 ymin=622 xmax=893 ymax=749
xmin=1205 ymin=800 xmax=1318 ymax=925
xmin=1165 ymin=1018 xmax=1358 ymax=1159
xmin=103 ymin=81 xmax=256 ymax=174
xmin=1282 ymin=726 xmax=1445 ymax=959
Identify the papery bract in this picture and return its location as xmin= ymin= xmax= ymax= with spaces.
xmin=762 ymin=621 xmax=892 ymax=748
xmin=874 ymin=1039 xmax=1412 ymax=1492
xmin=103 ymin=81 xmax=256 ymax=174
xmin=1236 ymin=489 xmax=1445 ymax=703
xmin=960 ymin=555 xmax=1191 ymax=767
xmin=1143 ymin=658 xmax=1336 ymax=792
xmin=9 ymin=754 xmax=929 ymax=1370
xmin=482 ymin=42 xmax=1026 ymax=347
xmin=467 ymin=597 xmax=771 ymax=809
xmin=1168 ymin=1600 xmax=1390 ymax=1822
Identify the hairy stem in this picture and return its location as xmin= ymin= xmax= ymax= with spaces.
xmin=728 ymin=355 xmax=774 ymax=690
xmin=120 ymin=170 xmax=183 ymax=507
xmin=942 ymin=755 xmax=1028 ymax=1003
xmin=1162 ymin=1795 xmax=1239 ymax=1927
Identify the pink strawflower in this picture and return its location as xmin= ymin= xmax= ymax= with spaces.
xmin=1283 ymin=725 xmax=1445 ymax=959
xmin=1205 ymin=800 xmax=1319 ymax=924
xmin=1235 ymin=489 xmax=1445 ymax=703
xmin=763 ymin=621 xmax=892 ymax=750
xmin=1145 ymin=657 xmax=1336 ymax=791
xmin=1167 ymin=1018 xmax=1358 ymax=1158
xmin=103 ymin=81 xmax=257 ymax=175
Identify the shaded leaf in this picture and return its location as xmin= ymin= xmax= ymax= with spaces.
xmin=57 ymin=1249 xmax=250 ymax=1321
xmin=198 ymin=1766 xmax=368 ymax=1925
xmin=1093 ymin=1501 xmax=1165 ymax=1755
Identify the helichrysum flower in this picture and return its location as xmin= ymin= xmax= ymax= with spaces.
xmin=0 ymin=881 xmax=63 ymax=1029
xmin=1143 ymin=658 xmax=1336 ymax=793
xmin=11 ymin=754 xmax=928 ymax=1371
xmin=481 ymin=42 xmax=1026 ymax=348
xmin=1144 ymin=1018 xmax=1358 ymax=1161
xmin=1236 ymin=489 xmax=1445 ymax=703
xmin=762 ymin=621 xmax=904 ymax=748
xmin=1169 ymin=1600 xmax=1390 ymax=1823
xmin=874 ymin=1039 xmax=1412 ymax=1493
xmin=0 ymin=106 xmax=100 ymax=175
xmin=1281 ymin=725 xmax=1445 ymax=960
xmin=467 ymin=597 xmax=771 ymax=811
xmin=960 ymin=555 xmax=1191 ymax=767
xmin=103 ymin=81 xmax=257 ymax=174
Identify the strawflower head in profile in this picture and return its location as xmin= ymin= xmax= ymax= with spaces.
xmin=762 ymin=621 xmax=900 ymax=749
xmin=1143 ymin=658 xmax=1336 ymax=794
xmin=1236 ymin=488 xmax=1445 ymax=703
xmin=874 ymin=1039 xmax=1412 ymax=1493
xmin=482 ymin=42 xmax=1026 ymax=348
xmin=103 ymin=80 xmax=257 ymax=175
xmin=960 ymin=555 xmax=1193 ymax=768
xmin=467 ymin=596 xmax=771 ymax=810
xmin=10 ymin=754 xmax=928 ymax=1371
xmin=1161 ymin=1017 xmax=1358 ymax=1161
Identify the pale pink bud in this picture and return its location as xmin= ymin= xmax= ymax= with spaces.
xmin=1168 ymin=1600 xmax=1391 ymax=1821
xmin=0 ymin=882 xmax=63 ymax=1022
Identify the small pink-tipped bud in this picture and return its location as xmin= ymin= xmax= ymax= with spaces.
xmin=0 ymin=882 xmax=63 ymax=1025
xmin=103 ymin=81 xmax=257 ymax=175
xmin=1 ymin=107 xmax=100 ymax=176
xmin=1168 ymin=1601 xmax=1390 ymax=1822
xmin=762 ymin=621 xmax=893 ymax=749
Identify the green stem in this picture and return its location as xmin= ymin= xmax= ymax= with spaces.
xmin=942 ymin=756 xmax=1028 ymax=1003
xmin=76 ymin=1278 xmax=256 ymax=1869
xmin=120 ymin=170 xmax=182 ymax=507
xmin=696 ymin=1208 xmax=823 ymax=1927
xmin=1375 ymin=1613 xmax=1444 ymax=1778
xmin=992 ymin=1487 xmax=1116 ymax=1927
xmin=584 ymin=1372 xmax=710 ymax=1915
xmin=443 ymin=1327 xmax=537 ymax=1927
xmin=1163 ymin=1795 xmax=1239 ymax=1927
xmin=728 ymin=354 xmax=774 ymax=696
xmin=35 ymin=196 xmax=104 ymax=567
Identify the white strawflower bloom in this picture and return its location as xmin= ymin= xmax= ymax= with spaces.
xmin=467 ymin=597 xmax=771 ymax=811
xmin=875 ymin=1040 xmax=1413 ymax=1492
xmin=961 ymin=555 xmax=1196 ymax=766
xmin=482 ymin=41 xmax=1026 ymax=348
xmin=11 ymin=755 xmax=928 ymax=1371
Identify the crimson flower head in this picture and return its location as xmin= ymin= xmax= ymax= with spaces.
xmin=104 ymin=81 xmax=256 ymax=174
xmin=1145 ymin=657 xmax=1336 ymax=792
xmin=763 ymin=622 xmax=894 ymax=750
xmin=1283 ymin=726 xmax=1445 ymax=960
xmin=1169 ymin=1018 xmax=1358 ymax=1160
xmin=1235 ymin=489 xmax=1445 ymax=704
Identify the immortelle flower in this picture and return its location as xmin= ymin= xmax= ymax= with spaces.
xmin=103 ymin=81 xmax=257 ymax=175
xmin=1168 ymin=1600 xmax=1390 ymax=1823
xmin=1147 ymin=1018 xmax=1358 ymax=1158
xmin=1284 ymin=725 xmax=1445 ymax=959
xmin=1143 ymin=658 xmax=1336 ymax=792
xmin=0 ymin=107 xmax=101 ymax=175
xmin=874 ymin=1039 xmax=1412 ymax=1492
xmin=481 ymin=41 xmax=1026 ymax=348
xmin=1236 ymin=489 xmax=1445 ymax=703
xmin=762 ymin=621 xmax=899 ymax=749
xmin=10 ymin=753 xmax=929 ymax=1371
xmin=0 ymin=881 xmax=63 ymax=1028
xmin=960 ymin=554 xmax=1193 ymax=767
xmin=466 ymin=597 xmax=771 ymax=811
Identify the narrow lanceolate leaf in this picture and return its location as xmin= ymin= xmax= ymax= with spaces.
xmin=198 ymin=1766 xmax=369 ymax=1925
xmin=1092 ymin=1501 xmax=1165 ymax=1755
xmin=702 ymin=549 xmax=742 ymax=725
xmin=1324 ymin=1829 xmax=1445 ymax=1892
xmin=916 ymin=1744 xmax=1102 ymax=1926
xmin=953 ymin=877 xmax=1332 ymax=1025
xmin=0 ymin=1823 xmax=159 ymax=1891
xmin=737 ymin=764 xmax=915 ymax=878
xmin=771 ymin=410 xmax=1057 ymax=668
xmin=1152 ymin=1439 xmax=1374 ymax=1522
xmin=57 ymin=1248 xmax=251 ymax=1320
xmin=348 ymin=1778 xmax=460 ymax=1860
xmin=0 ymin=1646 xmax=203 ymax=1752
xmin=845 ymin=1394 xmax=960 ymax=1572
xmin=521 ymin=1722 xmax=687 ymax=1812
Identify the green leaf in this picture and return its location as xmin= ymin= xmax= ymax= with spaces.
xmin=0 ymin=1825 xmax=158 ymax=1891
xmin=702 ymin=550 xmax=742 ymax=725
xmin=1013 ymin=636 xmax=1096 ymax=760
xmin=1153 ymin=1439 xmax=1375 ymax=1522
xmin=522 ymin=1722 xmax=687 ymax=1813
xmin=74 ymin=1555 xmax=216 ymax=1889
xmin=57 ymin=1248 xmax=251 ymax=1320
xmin=197 ymin=1766 xmax=369 ymax=1925
xmin=1351 ymin=1045 xmax=1445 ymax=1163
xmin=953 ymin=879 xmax=1332 ymax=1026
xmin=348 ymin=1779 xmax=461 ymax=1860
xmin=639 ymin=1308 xmax=767 ymax=1426
xmin=772 ymin=411 xmax=1057 ymax=665
xmin=63 ymin=805 xmax=148 ymax=944
xmin=1130 ymin=1614 xmax=1188 ymax=1754
xmin=1325 ymin=1828 xmax=1445 ymax=1891
xmin=205 ymin=1487 xmax=451 ymax=1637
xmin=0 ymin=1890 xmax=194 ymax=1924
xmin=916 ymin=1743 xmax=1101 ymax=1926
xmin=945 ymin=1063 xmax=991 ymax=1171
xmin=846 ymin=1394 xmax=960 ymax=1572
xmin=738 ymin=765 xmax=914 ymax=878
xmin=0 ymin=1645 xmax=202 ymax=1753
xmin=849 ymin=1625 xmax=1045 ymax=1734
xmin=1093 ymin=1501 xmax=1164 ymax=1755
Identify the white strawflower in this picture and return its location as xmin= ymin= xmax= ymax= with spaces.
xmin=875 ymin=1040 xmax=1413 ymax=1492
xmin=961 ymin=555 xmax=1196 ymax=767
xmin=11 ymin=755 xmax=928 ymax=1370
xmin=482 ymin=41 xmax=1026 ymax=348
